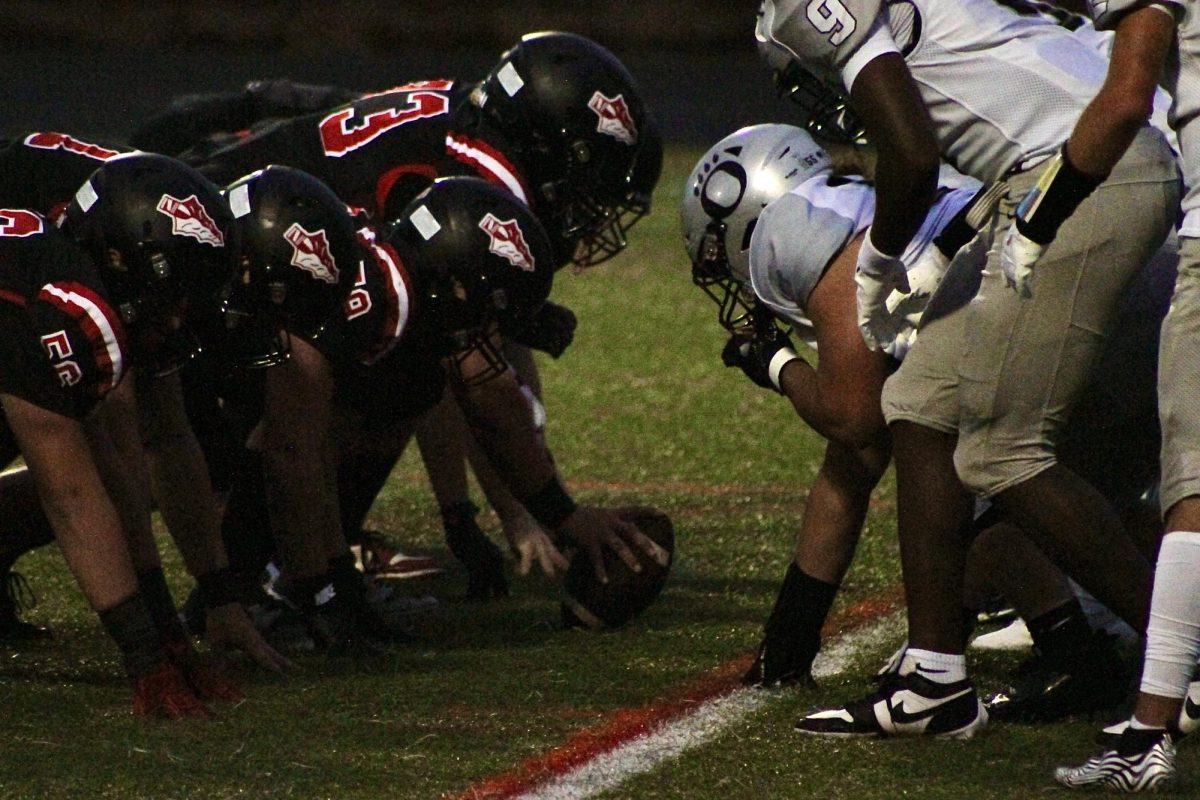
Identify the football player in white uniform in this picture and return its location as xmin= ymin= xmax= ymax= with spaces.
xmin=1028 ymin=0 xmax=1200 ymax=791
xmin=756 ymin=0 xmax=1180 ymax=738
xmin=683 ymin=123 xmax=1167 ymax=721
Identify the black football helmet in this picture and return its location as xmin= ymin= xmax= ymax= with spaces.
xmin=471 ymin=31 xmax=657 ymax=267
xmin=60 ymin=153 xmax=239 ymax=376
xmin=389 ymin=176 xmax=554 ymax=384
xmin=222 ymin=165 xmax=360 ymax=368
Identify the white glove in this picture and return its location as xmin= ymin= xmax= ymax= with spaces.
xmin=999 ymin=223 xmax=1045 ymax=299
xmin=879 ymin=245 xmax=949 ymax=360
xmin=855 ymin=229 xmax=909 ymax=352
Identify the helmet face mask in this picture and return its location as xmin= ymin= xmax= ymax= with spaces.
xmin=390 ymin=177 xmax=555 ymax=385
xmin=774 ymin=62 xmax=868 ymax=147
xmin=680 ymin=124 xmax=832 ymax=333
xmin=222 ymin=166 xmax=361 ymax=370
xmin=61 ymin=153 xmax=239 ymax=377
xmin=476 ymin=31 xmax=658 ymax=268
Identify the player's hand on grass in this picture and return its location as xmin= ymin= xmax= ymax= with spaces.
xmin=206 ymin=602 xmax=295 ymax=673
xmin=502 ymin=507 xmax=570 ymax=578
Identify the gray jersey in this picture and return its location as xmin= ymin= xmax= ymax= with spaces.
xmin=1090 ymin=0 xmax=1200 ymax=236
xmin=758 ymin=0 xmax=1111 ymax=181
xmin=749 ymin=167 xmax=979 ymax=348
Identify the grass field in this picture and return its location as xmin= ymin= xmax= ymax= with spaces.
xmin=1 ymin=146 xmax=1196 ymax=799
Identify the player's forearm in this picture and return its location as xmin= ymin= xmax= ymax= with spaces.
xmin=1066 ymin=6 xmax=1175 ymax=177
xmin=779 ymin=359 xmax=888 ymax=448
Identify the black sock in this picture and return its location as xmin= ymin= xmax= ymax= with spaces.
xmin=764 ymin=563 xmax=838 ymax=648
xmin=136 ymin=568 xmax=187 ymax=645
xmin=328 ymin=552 xmax=365 ymax=602
xmin=283 ymin=573 xmax=336 ymax=613
xmin=99 ymin=593 xmax=167 ymax=677
xmin=1028 ymin=598 xmax=1093 ymax=665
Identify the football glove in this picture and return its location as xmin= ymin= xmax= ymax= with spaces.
xmin=722 ymin=326 xmax=801 ymax=393
xmin=510 ymin=301 xmax=577 ymax=359
xmin=855 ymin=228 xmax=909 ymax=352
xmin=1001 ymin=144 xmax=1104 ymax=298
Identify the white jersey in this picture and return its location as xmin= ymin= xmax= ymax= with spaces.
xmin=1090 ymin=0 xmax=1200 ymax=236
xmin=758 ymin=0 xmax=1111 ymax=181
xmin=749 ymin=166 xmax=979 ymax=349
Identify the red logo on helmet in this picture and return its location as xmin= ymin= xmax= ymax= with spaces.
xmin=156 ymin=195 xmax=225 ymax=247
xmin=588 ymin=92 xmax=638 ymax=146
xmin=0 ymin=209 xmax=45 ymax=238
xmin=285 ymin=223 xmax=340 ymax=284
xmin=479 ymin=213 xmax=535 ymax=273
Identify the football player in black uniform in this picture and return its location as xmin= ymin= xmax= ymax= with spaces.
xmin=217 ymin=169 xmax=664 ymax=652
xmin=129 ymin=31 xmax=663 ymax=598
xmin=0 ymin=135 xmax=292 ymax=678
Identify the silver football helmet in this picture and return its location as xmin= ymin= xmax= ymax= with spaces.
xmin=681 ymin=124 xmax=831 ymax=334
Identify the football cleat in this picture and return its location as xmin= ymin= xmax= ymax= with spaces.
xmin=351 ymin=531 xmax=443 ymax=580
xmin=985 ymin=633 xmax=1131 ymax=722
xmin=131 ymin=660 xmax=214 ymax=720
xmin=742 ymin=631 xmax=818 ymax=688
xmin=1055 ymin=728 xmax=1177 ymax=792
xmin=795 ymin=671 xmax=987 ymax=739
xmin=306 ymin=593 xmax=388 ymax=658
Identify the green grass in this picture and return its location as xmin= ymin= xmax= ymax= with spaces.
xmin=2 ymin=146 xmax=1195 ymax=798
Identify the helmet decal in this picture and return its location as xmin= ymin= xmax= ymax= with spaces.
xmin=479 ymin=213 xmax=535 ymax=272
xmin=588 ymin=92 xmax=638 ymax=146
xmin=23 ymin=131 xmax=123 ymax=161
xmin=0 ymin=209 xmax=45 ymax=238
xmin=156 ymin=194 xmax=226 ymax=247
xmin=284 ymin=222 xmax=340 ymax=284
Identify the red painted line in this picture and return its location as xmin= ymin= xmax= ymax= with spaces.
xmin=447 ymin=585 xmax=906 ymax=800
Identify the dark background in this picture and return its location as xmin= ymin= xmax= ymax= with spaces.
xmin=0 ymin=2 xmax=797 ymax=145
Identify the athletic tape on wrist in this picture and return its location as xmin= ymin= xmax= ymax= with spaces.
xmin=523 ymin=476 xmax=578 ymax=530
xmin=768 ymin=347 xmax=799 ymax=392
xmin=1015 ymin=144 xmax=1104 ymax=245
xmin=857 ymin=229 xmax=896 ymax=277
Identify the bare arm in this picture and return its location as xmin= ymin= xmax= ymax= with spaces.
xmin=848 ymin=53 xmax=941 ymax=255
xmin=1065 ymin=7 xmax=1176 ymax=177
xmin=261 ymin=336 xmax=342 ymax=580
xmin=778 ymin=233 xmax=892 ymax=448
xmin=136 ymin=371 xmax=226 ymax=577
xmin=1 ymin=392 xmax=136 ymax=610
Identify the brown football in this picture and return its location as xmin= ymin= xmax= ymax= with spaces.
xmin=561 ymin=506 xmax=674 ymax=629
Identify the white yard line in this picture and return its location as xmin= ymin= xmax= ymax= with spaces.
xmin=515 ymin=610 xmax=905 ymax=800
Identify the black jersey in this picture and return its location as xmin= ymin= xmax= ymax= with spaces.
xmin=197 ymin=81 xmax=533 ymax=223
xmin=0 ymin=209 xmax=127 ymax=418
xmin=0 ymin=132 xmax=132 ymax=218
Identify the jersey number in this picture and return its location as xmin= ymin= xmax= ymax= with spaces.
xmin=345 ymin=262 xmax=373 ymax=320
xmin=319 ymin=92 xmax=451 ymax=158
xmin=40 ymin=330 xmax=83 ymax=387
xmin=807 ymin=0 xmax=857 ymax=46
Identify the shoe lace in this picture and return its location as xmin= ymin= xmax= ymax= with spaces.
xmin=3 ymin=571 xmax=37 ymax=614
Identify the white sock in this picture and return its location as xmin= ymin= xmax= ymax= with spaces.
xmin=900 ymin=647 xmax=967 ymax=684
xmin=1140 ymin=531 xmax=1200 ymax=698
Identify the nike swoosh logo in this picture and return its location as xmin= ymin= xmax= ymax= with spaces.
xmin=1184 ymin=694 xmax=1200 ymax=722
xmin=887 ymin=688 xmax=972 ymax=725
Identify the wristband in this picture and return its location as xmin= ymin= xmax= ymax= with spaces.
xmin=196 ymin=567 xmax=241 ymax=610
xmin=768 ymin=346 xmax=800 ymax=392
xmin=1015 ymin=144 xmax=1104 ymax=245
xmin=523 ymin=476 xmax=578 ymax=530
xmin=856 ymin=229 xmax=898 ymax=277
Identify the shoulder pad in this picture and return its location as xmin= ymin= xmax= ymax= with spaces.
xmin=758 ymin=0 xmax=883 ymax=75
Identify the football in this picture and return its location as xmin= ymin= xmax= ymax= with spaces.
xmin=560 ymin=506 xmax=674 ymax=629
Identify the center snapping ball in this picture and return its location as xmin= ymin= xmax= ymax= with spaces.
xmin=561 ymin=506 xmax=674 ymax=629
